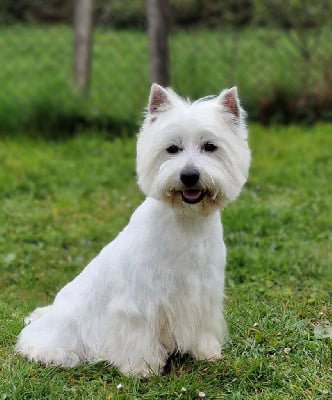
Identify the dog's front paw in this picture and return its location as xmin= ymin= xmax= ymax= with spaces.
xmin=118 ymin=358 xmax=165 ymax=377
xmin=191 ymin=334 xmax=222 ymax=361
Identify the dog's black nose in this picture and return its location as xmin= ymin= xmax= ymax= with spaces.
xmin=180 ymin=168 xmax=200 ymax=187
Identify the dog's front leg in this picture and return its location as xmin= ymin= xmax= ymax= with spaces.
xmin=106 ymin=312 xmax=169 ymax=376
xmin=190 ymin=331 xmax=223 ymax=361
xmin=188 ymin=307 xmax=227 ymax=362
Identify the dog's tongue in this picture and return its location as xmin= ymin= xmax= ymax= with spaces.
xmin=182 ymin=190 xmax=202 ymax=201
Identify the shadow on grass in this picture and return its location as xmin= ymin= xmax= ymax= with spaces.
xmin=0 ymin=96 xmax=139 ymax=140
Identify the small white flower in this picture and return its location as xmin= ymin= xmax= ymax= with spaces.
xmin=284 ymin=347 xmax=291 ymax=355
xmin=198 ymin=391 xmax=206 ymax=398
xmin=181 ymin=387 xmax=187 ymax=392
xmin=253 ymin=322 xmax=259 ymax=327
xmin=116 ymin=383 xmax=123 ymax=390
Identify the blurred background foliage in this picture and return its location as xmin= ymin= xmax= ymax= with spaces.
xmin=2 ymin=0 xmax=330 ymax=29
xmin=0 ymin=0 xmax=331 ymax=136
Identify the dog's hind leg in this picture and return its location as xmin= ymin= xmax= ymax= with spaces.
xmin=16 ymin=309 xmax=82 ymax=368
xmin=23 ymin=305 xmax=52 ymax=325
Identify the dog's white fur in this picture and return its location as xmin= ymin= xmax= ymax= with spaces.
xmin=16 ymin=84 xmax=250 ymax=376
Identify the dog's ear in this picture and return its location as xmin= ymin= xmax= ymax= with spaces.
xmin=148 ymin=83 xmax=171 ymax=113
xmin=218 ymin=87 xmax=241 ymax=118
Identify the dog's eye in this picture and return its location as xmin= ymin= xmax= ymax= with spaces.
xmin=203 ymin=142 xmax=217 ymax=152
xmin=166 ymin=145 xmax=181 ymax=154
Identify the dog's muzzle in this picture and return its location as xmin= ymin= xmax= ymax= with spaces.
xmin=179 ymin=167 xmax=206 ymax=204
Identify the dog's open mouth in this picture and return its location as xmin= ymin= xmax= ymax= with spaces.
xmin=181 ymin=189 xmax=206 ymax=204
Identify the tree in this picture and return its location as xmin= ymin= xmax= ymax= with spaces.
xmin=147 ymin=0 xmax=170 ymax=86
xmin=73 ymin=0 xmax=93 ymax=95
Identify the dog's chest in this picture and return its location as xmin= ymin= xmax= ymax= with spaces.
xmin=152 ymin=223 xmax=224 ymax=300
xmin=123 ymin=199 xmax=226 ymax=304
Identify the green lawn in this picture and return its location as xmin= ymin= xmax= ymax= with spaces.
xmin=0 ymin=124 xmax=331 ymax=399
xmin=0 ymin=25 xmax=331 ymax=133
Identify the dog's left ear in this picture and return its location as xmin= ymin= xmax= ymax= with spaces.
xmin=148 ymin=83 xmax=171 ymax=113
xmin=218 ymin=87 xmax=241 ymax=118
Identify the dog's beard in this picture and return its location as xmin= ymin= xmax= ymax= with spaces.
xmin=163 ymin=186 xmax=222 ymax=212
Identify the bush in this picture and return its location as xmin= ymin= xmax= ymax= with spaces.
xmin=0 ymin=0 xmax=72 ymax=23
xmin=254 ymin=0 xmax=332 ymax=28
xmin=1 ymin=0 xmax=331 ymax=31
xmin=96 ymin=0 xmax=254 ymax=29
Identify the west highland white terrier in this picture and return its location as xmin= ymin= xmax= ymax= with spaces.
xmin=16 ymin=84 xmax=251 ymax=376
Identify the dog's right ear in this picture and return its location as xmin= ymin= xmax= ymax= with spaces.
xmin=148 ymin=83 xmax=171 ymax=113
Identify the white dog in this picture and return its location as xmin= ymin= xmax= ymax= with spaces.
xmin=16 ymin=84 xmax=251 ymax=376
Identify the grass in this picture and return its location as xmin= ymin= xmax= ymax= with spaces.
xmin=0 ymin=25 xmax=331 ymax=134
xmin=0 ymin=123 xmax=331 ymax=399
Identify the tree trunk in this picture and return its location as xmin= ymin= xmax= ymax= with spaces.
xmin=147 ymin=0 xmax=170 ymax=87
xmin=73 ymin=0 xmax=93 ymax=95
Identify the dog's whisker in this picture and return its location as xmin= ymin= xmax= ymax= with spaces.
xmin=208 ymin=173 xmax=216 ymax=188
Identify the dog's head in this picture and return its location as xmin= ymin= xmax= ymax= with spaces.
xmin=136 ymin=84 xmax=251 ymax=214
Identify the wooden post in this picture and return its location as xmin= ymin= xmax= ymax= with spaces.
xmin=73 ymin=0 xmax=93 ymax=95
xmin=147 ymin=0 xmax=170 ymax=86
